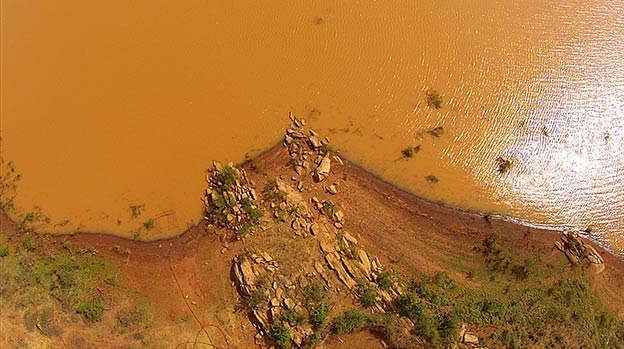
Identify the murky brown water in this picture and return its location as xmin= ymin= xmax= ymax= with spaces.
xmin=2 ymin=1 xmax=623 ymax=250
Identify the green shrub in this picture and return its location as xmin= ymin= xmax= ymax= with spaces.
xmin=439 ymin=311 xmax=462 ymax=345
xmin=376 ymin=271 xmax=393 ymax=291
xmin=270 ymin=323 xmax=292 ymax=349
xmin=0 ymin=245 xmax=8 ymax=258
xmin=77 ymin=296 xmax=104 ymax=321
xmin=282 ymin=308 xmax=304 ymax=326
xmin=334 ymin=310 xmax=369 ymax=335
xmin=310 ymin=303 xmax=331 ymax=329
xmin=217 ymin=165 xmax=237 ymax=190
xmin=357 ymin=281 xmax=378 ymax=307
xmin=247 ymin=289 xmax=264 ymax=309
xmin=321 ymin=201 xmax=336 ymax=218
xmin=411 ymin=311 xmax=439 ymax=345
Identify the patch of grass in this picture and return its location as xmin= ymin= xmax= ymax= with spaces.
xmin=241 ymin=197 xmax=263 ymax=223
xmin=0 ymin=245 xmax=8 ymax=258
xmin=18 ymin=208 xmax=49 ymax=232
xmin=334 ymin=310 xmax=370 ymax=335
xmin=77 ymin=296 xmax=105 ymax=321
xmin=116 ymin=302 xmax=153 ymax=329
xmin=426 ymin=90 xmax=443 ymax=109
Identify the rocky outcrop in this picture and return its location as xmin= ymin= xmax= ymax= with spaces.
xmin=283 ymin=113 xmax=339 ymax=183
xmin=555 ymin=230 xmax=605 ymax=273
xmin=204 ymin=162 xmax=261 ymax=235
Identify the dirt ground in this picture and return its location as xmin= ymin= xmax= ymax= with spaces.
xmin=1 ymin=144 xmax=623 ymax=348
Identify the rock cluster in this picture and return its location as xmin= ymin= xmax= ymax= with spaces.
xmin=232 ymin=252 xmax=315 ymax=347
xmin=203 ymin=161 xmax=261 ymax=234
xmin=555 ymin=230 xmax=605 ymax=273
xmin=283 ymin=112 xmax=335 ymax=182
xmin=228 ymin=114 xmax=411 ymax=347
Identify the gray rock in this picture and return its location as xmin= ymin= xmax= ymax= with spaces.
xmin=314 ymin=156 xmax=331 ymax=182
xmin=308 ymin=136 xmax=322 ymax=149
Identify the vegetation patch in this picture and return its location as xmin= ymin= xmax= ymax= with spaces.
xmin=426 ymin=90 xmax=443 ymax=109
xmin=270 ymin=323 xmax=292 ymax=349
xmin=401 ymin=145 xmax=421 ymax=159
xmin=204 ymin=162 xmax=263 ymax=237
xmin=77 ymin=296 xmax=105 ymax=322
xmin=356 ymin=280 xmax=378 ymax=307
xmin=333 ymin=310 xmax=370 ymax=335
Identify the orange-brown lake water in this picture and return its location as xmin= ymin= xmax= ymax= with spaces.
xmin=1 ymin=0 xmax=623 ymax=251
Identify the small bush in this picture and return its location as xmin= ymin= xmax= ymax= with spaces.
xmin=77 ymin=296 xmax=104 ymax=321
xmin=439 ymin=311 xmax=462 ymax=345
xmin=247 ymin=289 xmax=264 ymax=309
xmin=270 ymin=323 xmax=292 ymax=349
xmin=370 ymin=314 xmax=413 ymax=348
xmin=321 ymin=201 xmax=336 ymax=218
xmin=357 ymin=281 xmax=378 ymax=307
xmin=0 ymin=245 xmax=8 ymax=258
xmin=334 ymin=310 xmax=369 ymax=335
xmin=282 ymin=308 xmax=304 ymax=326
xmin=310 ymin=303 xmax=331 ymax=329
xmin=412 ymin=311 xmax=440 ymax=345
xmin=376 ymin=271 xmax=393 ymax=291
